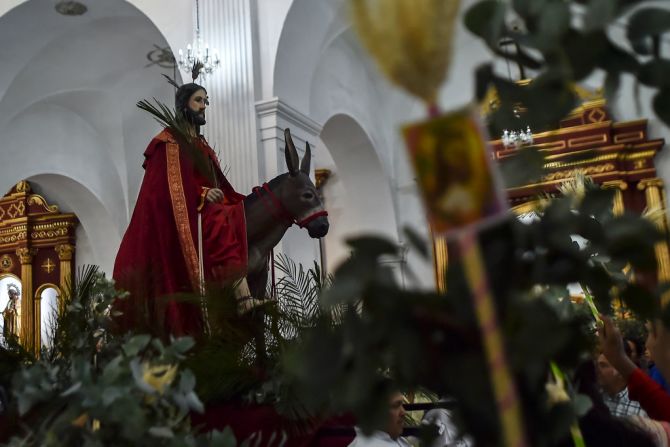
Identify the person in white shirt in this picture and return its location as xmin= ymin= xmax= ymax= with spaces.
xmin=348 ymin=391 xmax=411 ymax=447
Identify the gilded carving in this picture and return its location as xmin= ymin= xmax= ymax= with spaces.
xmin=0 ymin=254 xmax=13 ymax=271
xmin=41 ymin=258 xmax=56 ymax=274
xmin=15 ymin=180 xmax=31 ymax=193
xmin=6 ymin=202 xmax=25 ymax=219
xmin=544 ymin=153 xmax=617 ymax=170
xmin=30 ymin=228 xmax=68 ymax=239
xmin=567 ymin=133 xmax=608 ymax=149
xmin=0 ymin=232 xmax=27 ymax=245
xmin=543 ymin=164 xmax=615 ymax=182
xmin=614 ymin=131 xmax=644 ymax=144
xmin=15 ymin=247 xmax=37 ymax=264
xmin=586 ymin=107 xmax=607 ymax=123
xmin=315 ymin=169 xmax=332 ymax=190
xmin=638 ymin=178 xmax=664 ymax=190
xmin=55 ymin=244 xmax=75 ymax=261
xmin=27 ymin=194 xmax=59 ymax=214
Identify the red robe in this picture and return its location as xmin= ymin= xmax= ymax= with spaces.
xmin=113 ymin=129 xmax=247 ymax=336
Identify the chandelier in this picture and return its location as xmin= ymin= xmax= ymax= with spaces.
xmin=501 ymin=126 xmax=534 ymax=149
xmin=177 ymin=0 xmax=220 ymax=77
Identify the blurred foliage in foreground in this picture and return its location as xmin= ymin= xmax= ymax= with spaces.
xmin=0 ymin=266 xmax=237 ymax=447
xmin=281 ymin=178 xmax=665 ymax=446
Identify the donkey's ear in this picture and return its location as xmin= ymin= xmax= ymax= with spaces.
xmin=284 ymin=128 xmax=299 ymax=176
xmin=300 ymin=141 xmax=311 ymax=174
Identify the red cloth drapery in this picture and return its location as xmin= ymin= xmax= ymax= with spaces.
xmin=113 ymin=129 xmax=247 ymax=336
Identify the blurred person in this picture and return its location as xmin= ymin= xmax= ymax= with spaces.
xmin=625 ymin=336 xmax=646 ymax=369
xmin=596 ymin=351 xmax=647 ymax=417
xmin=572 ymin=360 xmax=657 ymax=447
xmin=421 ymin=407 xmax=473 ymax=447
xmin=599 ymin=315 xmax=670 ymax=422
xmin=646 ymin=322 xmax=670 ymax=394
xmin=348 ymin=391 xmax=410 ymax=447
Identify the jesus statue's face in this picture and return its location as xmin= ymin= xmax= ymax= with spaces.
xmin=187 ymin=89 xmax=209 ymax=126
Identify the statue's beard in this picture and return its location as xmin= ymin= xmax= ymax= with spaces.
xmin=184 ymin=108 xmax=206 ymax=127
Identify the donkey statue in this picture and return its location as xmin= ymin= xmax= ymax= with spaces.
xmin=244 ymin=128 xmax=329 ymax=300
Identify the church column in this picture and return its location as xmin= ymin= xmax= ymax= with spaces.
xmin=55 ymin=244 xmax=75 ymax=298
xmin=16 ymin=247 xmax=36 ymax=353
xmin=602 ymin=180 xmax=627 ymax=216
xmin=198 ymin=0 xmax=260 ymax=194
xmin=638 ymin=178 xmax=670 ymax=304
xmin=255 ymin=98 xmax=323 ymax=257
xmin=255 ymin=98 xmax=323 ymax=180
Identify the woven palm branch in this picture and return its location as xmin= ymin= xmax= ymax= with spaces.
xmin=350 ymin=0 xmax=461 ymax=105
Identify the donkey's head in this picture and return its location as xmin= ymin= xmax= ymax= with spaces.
xmin=280 ymin=128 xmax=329 ymax=238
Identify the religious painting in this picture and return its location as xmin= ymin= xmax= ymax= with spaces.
xmin=403 ymin=108 xmax=507 ymax=235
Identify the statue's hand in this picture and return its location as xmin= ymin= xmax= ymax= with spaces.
xmin=206 ymin=188 xmax=224 ymax=203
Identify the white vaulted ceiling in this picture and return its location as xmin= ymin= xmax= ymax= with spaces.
xmin=0 ymin=0 xmax=178 ymax=272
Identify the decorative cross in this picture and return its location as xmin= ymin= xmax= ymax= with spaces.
xmin=42 ymin=258 xmax=55 ymax=274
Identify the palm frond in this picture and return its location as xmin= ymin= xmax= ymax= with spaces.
xmin=191 ymin=60 xmax=204 ymax=81
xmin=161 ymin=73 xmax=180 ymax=89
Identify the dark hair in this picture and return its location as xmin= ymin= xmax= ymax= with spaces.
xmin=175 ymin=83 xmax=207 ymax=117
xmin=623 ymin=338 xmax=634 ymax=358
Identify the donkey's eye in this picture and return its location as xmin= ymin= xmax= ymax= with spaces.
xmin=302 ymin=192 xmax=315 ymax=200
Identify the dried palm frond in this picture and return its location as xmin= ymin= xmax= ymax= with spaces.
xmin=191 ymin=60 xmax=204 ymax=82
xmin=161 ymin=73 xmax=180 ymax=89
xmin=557 ymin=172 xmax=589 ymax=207
xmin=350 ymin=0 xmax=461 ymax=105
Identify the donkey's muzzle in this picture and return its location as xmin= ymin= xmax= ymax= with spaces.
xmin=307 ymin=216 xmax=329 ymax=238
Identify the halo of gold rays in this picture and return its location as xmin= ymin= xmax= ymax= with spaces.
xmin=350 ymin=0 xmax=461 ymax=105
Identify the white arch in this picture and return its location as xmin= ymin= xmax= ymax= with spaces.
xmin=319 ymin=113 xmax=399 ymax=267
xmin=25 ymin=174 xmax=120 ymax=274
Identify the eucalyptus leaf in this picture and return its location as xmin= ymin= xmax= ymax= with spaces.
xmin=123 ymin=335 xmax=151 ymax=357
xmin=60 ymin=381 xmax=82 ymax=397
xmin=171 ymin=336 xmax=195 ymax=354
xmin=149 ymin=426 xmax=175 ymax=438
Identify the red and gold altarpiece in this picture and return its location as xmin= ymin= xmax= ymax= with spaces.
xmin=0 ymin=181 xmax=78 ymax=352
xmin=434 ymin=98 xmax=670 ymax=292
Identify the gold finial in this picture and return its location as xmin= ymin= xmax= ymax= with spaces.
xmin=15 ymin=181 xmax=31 ymax=193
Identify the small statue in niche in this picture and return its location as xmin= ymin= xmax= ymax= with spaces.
xmin=2 ymin=284 xmax=19 ymax=341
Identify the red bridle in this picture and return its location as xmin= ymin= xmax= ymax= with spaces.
xmin=252 ymin=183 xmax=328 ymax=228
